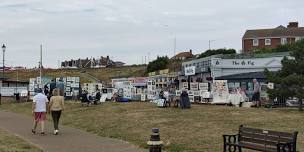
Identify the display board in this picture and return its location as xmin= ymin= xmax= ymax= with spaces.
xmin=29 ymin=77 xmax=52 ymax=99
xmin=64 ymin=77 xmax=80 ymax=98
xmin=190 ymin=83 xmax=199 ymax=91
xmin=82 ymin=83 xmax=102 ymax=94
xmin=199 ymin=83 xmax=209 ymax=92
xmin=211 ymin=80 xmax=229 ymax=104
xmin=147 ymin=80 xmax=156 ymax=100
xmin=182 ymin=82 xmax=188 ymax=90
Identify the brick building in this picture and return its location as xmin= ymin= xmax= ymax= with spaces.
xmin=242 ymin=22 xmax=304 ymax=53
xmin=171 ymin=49 xmax=194 ymax=60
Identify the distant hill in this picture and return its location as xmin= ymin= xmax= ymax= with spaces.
xmin=5 ymin=65 xmax=147 ymax=84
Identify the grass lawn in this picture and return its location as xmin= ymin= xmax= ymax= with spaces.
xmin=1 ymin=101 xmax=303 ymax=152
xmin=0 ymin=128 xmax=42 ymax=152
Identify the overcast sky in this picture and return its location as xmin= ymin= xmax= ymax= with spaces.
xmin=0 ymin=0 xmax=303 ymax=68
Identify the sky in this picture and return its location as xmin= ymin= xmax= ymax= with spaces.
xmin=0 ymin=0 xmax=303 ymax=68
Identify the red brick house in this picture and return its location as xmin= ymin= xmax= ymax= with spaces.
xmin=242 ymin=22 xmax=304 ymax=53
xmin=171 ymin=49 xmax=194 ymax=60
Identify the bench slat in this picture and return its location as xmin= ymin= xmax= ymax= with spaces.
xmin=225 ymin=142 xmax=277 ymax=152
xmin=240 ymin=136 xmax=278 ymax=146
xmin=239 ymin=142 xmax=277 ymax=152
xmin=240 ymin=127 xmax=294 ymax=138
xmin=241 ymin=132 xmax=293 ymax=143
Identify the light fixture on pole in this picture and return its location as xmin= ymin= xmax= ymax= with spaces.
xmin=2 ymin=44 xmax=6 ymax=79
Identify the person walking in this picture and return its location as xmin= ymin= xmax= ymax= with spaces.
xmin=32 ymin=89 xmax=49 ymax=135
xmin=48 ymin=88 xmax=65 ymax=135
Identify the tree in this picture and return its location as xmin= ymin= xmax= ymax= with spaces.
xmin=198 ymin=48 xmax=236 ymax=58
xmin=265 ymin=39 xmax=304 ymax=111
xmin=146 ymin=56 xmax=169 ymax=73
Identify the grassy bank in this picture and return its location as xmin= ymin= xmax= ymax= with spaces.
xmin=1 ymin=101 xmax=303 ymax=152
xmin=5 ymin=65 xmax=146 ymax=83
xmin=0 ymin=128 xmax=42 ymax=152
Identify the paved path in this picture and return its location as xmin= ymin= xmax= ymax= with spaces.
xmin=0 ymin=111 xmax=147 ymax=152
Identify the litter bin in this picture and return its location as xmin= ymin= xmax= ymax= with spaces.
xmin=14 ymin=93 xmax=20 ymax=102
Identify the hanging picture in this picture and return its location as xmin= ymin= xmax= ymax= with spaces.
xmin=189 ymin=96 xmax=194 ymax=103
xmin=70 ymin=77 xmax=76 ymax=82
xmin=182 ymin=82 xmax=188 ymax=90
xmin=190 ymin=83 xmax=199 ymax=91
xmin=176 ymin=90 xmax=181 ymax=96
xmin=36 ymin=77 xmax=41 ymax=84
xmin=193 ymin=91 xmax=200 ymax=96
xmin=67 ymin=77 xmax=72 ymax=81
xmin=75 ymin=77 xmax=80 ymax=83
xmin=65 ymin=92 xmax=71 ymax=96
xmin=199 ymin=83 xmax=209 ymax=91
xmin=211 ymin=80 xmax=229 ymax=104
xmin=188 ymin=90 xmax=194 ymax=96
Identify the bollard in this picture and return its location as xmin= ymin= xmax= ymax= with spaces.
xmin=147 ymin=128 xmax=163 ymax=152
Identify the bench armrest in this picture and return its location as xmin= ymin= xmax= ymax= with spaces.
xmin=277 ymin=142 xmax=295 ymax=152
xmin=223 ymin=134 xmax=239 ymax=144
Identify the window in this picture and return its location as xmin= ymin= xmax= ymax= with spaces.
xmin=265 ymin=38 xmax=271 ymax=46
xmin=281 ymin=38 xmax=287 ymax=45
xmin=253 ymin=39 xmax=259 ymax=46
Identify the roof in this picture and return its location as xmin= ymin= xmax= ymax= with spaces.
xmin=215 ymin=71 xmax=266 ymax=80
xmin=173 ymin=51 xmax=194 ymax=58
xmin=243 ymin=26 xmax=304 ymax=39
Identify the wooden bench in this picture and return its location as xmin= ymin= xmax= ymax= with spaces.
xmin=223 ymin=125 xmax=298 ymax=152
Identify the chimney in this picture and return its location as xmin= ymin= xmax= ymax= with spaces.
xmin=107 ymin=56 xmax=109 ymax=60
xmin=287 ymin=22 xmax=298 ymax=28
xmin=189 ymin=49 xmax=193 ymax=54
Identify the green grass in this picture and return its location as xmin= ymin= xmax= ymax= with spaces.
xmin=0 ymin=128 xmax=42 ymax=152
xmin=1 ymin=101 xmax=303 ymax=152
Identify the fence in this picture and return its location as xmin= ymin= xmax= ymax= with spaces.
xmin=0 ymin=87 xmax=28 ymax=96
xmin=269 ymin=97 xmax=287 ymax=107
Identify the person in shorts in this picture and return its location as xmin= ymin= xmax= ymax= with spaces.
xmin=32 ymin=89 xmax=49 ymax=135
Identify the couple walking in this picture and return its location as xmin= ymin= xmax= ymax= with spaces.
xmin=31 ymin=88 xmax=64 ymax=135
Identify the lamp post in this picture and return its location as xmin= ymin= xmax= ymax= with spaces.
xmin=2 ymin=44 xmax=5 ymax=79
xmin=0 ymin=44 xmax=5 ymax=105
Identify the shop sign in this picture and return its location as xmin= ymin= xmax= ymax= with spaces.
xmin=185 ymin=66 xmax=195 ymax=76
xmin=232 ymin=60 xmax=255 ymax=66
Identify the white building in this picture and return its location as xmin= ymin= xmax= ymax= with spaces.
xmin=181 ymin=52 xmax=289 ymax=81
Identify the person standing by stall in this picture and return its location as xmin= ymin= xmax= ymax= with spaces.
xmin=49 ymin=79 xmax=56 ymax=97
xmin=252 ymin=79 xmax=261 ymax=107
xmin=48 ymin=88 xmax=64 ymax=135
xmin=180 ymin=89 xmax=191 ymax=109
xmin=56 ymin=77 xmax=65 ymax=96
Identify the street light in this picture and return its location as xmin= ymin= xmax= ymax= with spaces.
xmin=0 ymin=44 xmax=5 ymax=105
xmin=1 ymin=44 xmax=5 ymax=79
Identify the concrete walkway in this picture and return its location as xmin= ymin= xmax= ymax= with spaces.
xmin=0 ymin=111 xmax=146 ymax=152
